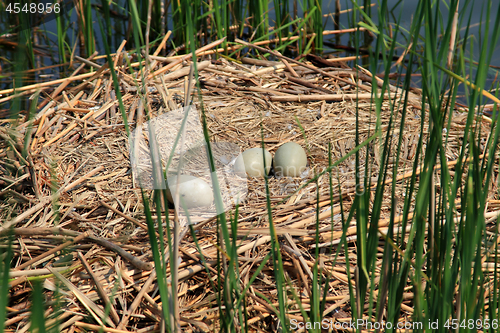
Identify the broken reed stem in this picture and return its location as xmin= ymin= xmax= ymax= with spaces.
xmin=148 ymin=37 xmax=226 ymax=79
xmin=236 ymin=37 xmax=343 ymax=85
xmin=117 ymin=270 xmax=157 ymax=329
xmin=2 ymin=227 xmax=152 ymax=271
xmin=87 ymin=235 xmax=153 ymax=271
xmin=269 ymin=93 xmax=394 ymax=102
xmin=13 ymin=232 xmax=88 ymax=271
xmin=99 ymin=200 xmax=149 ymax=232
xmin=77 ymin=251 xmax=121 ymax=325
xmin=0 ymin=72 xmax=96 ymax=95
xmin=59 ymin=165 xmax=105 ymax=193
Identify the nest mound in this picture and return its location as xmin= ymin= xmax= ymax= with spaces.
xmin=0 ymin=41 xmax=496 ymax=332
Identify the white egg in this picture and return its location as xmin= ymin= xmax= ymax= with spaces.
xmin=273 ymin=142 xmax=307 ymax=177
xmin=234 ymin=147 xmax=273 ymax=178
xmin=232 ymin=155 xmax=247 ymax=177
xmin=166 ymin=175 xmax=213 ymax=209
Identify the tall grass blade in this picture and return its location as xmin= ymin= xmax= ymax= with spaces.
xmin=0 ymin=232 xmax=13 ymax=333
xmin=29 ymin=279 xmax=47 ymax=333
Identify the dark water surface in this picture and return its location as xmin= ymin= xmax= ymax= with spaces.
xmin=1 ymin=0 xmax=499 ymax=113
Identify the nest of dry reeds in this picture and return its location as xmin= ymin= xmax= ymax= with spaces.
xmin=0 ymin=38 xmax=497 ymax=332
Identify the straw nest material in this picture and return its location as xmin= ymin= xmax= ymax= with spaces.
xmin=0 ymin=39 xmax=498 ymax=332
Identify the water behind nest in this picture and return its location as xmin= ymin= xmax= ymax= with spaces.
xmin=1 ymin=0 xmax=499 ymax=114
